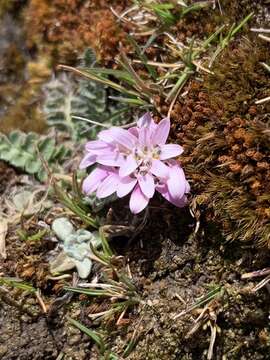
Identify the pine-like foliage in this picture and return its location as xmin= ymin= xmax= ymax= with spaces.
xmin=43 ymin=49 xmax=126 ymax=141
xmin=0 ymin=130 xmax=70 ymax=181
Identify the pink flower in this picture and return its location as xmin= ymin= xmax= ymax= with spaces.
xmin=80 ymin=113 xmax=190 ymax=214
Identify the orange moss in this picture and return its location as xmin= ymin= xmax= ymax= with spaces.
xmin=24 ymin=0 xmax=129 ymax=65
xmin=168 ymin=38 xmax=270 ymax=245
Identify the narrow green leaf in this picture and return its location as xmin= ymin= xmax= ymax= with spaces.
xmin=67 ymin=317 xmax=106 ymax=354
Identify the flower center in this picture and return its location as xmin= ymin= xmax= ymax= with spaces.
xmin=132 ymin=145 xmax=161 ymax=177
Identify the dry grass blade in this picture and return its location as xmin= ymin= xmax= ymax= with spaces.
xmin=0 ymin=218 xmax=8 ymax=259
xmin=173 ymin=286 xmax=222 ymax=319
xmin=252 ymin=274 xmax=270 ymax=292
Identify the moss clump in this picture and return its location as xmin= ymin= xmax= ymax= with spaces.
xmin=206 ymin=39 xmax=270 ymax=117
xmin=169 ymin=36 xmax=270 ymax=247
xmin=24 ymin=0 xmax=128 ymax=65
xmin=217 ymin=0 xmax=270 ymax=27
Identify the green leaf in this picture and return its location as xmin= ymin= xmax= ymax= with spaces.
xmin=0 ymin=130 xmax=70 ymax=182
xmin=38 ymin=138 xmax=55 ymax=160
xmin=67 ymin=317 xmax=106 ymax=354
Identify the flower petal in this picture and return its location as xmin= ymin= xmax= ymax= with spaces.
xmin=150 ymin=159 xmax=169 ymax=179
xmin=79 ymin=153 xmax=96 ymax=169
xmin=96 ymin=173 xmax=119 ymax=198
xmin=138 ymin=173 xmax=155 ymax=198
xmin=167 ymin=164 xmax=186 ymax=200
xmin=138 ymin=127 xmax=151 ymax=148
xmin=119 ymin=154 xmax=138 ymax=177
xmin=128 ymin=127 xmax=139 ymax=137
xmin=98 ymin=129 xmax=115 ymax=143
xmin=96 ymin=152 xmax=123 ymax=167
xmin=159 ymin=144 xmax=184 ymax=160
xmin=85 ymin=140 xmax=111 ymax=153
xmin=152 ymin=117 xmax=170 ymax=145
xmin=117 ymin=176 xmax=137 ymax=198
xmin=110 ymin=127 xmax=137 ymax=150
xmin=137 ymin=112 xmax=155 ymax=128
xmin=129 ymin=185 xmax=149 ymax=214
xmin=82 ymin=167 xmax=108 ymax=194
xmin=156 ymin=183 xmax=187 ymax=208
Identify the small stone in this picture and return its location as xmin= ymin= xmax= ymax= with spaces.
xmin=68 ymin=334 xmax=82 ymax=346
xmin=0 ymin=345 xmax=8 ymax=356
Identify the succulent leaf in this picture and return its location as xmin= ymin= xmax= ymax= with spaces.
xmin=50 ymin=217 xmax=101 ymax=279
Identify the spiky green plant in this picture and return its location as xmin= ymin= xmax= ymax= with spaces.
xmin=0 ymin=130 xmax=70 ymax=181
xmin=135 ymin=0 xmax=211 ymax=26
xmin=65 ymin=229 xmax=140 ymax=319
xmin=64 ymin=230 xmax=140 ymax=358
xmin=68 ymin=317 xmax=119 ymax=359
xmin=59 ymin=14 xmax=252 ymax=116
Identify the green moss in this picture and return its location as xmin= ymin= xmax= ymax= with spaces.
xmin=205 ymin=38 xmax=270 ymax=118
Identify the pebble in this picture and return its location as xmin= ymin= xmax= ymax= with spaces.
xmin=0 ymin=345 xmax=7 ymax=356
xmin=68 ymin=334 xmax=82 ymax=346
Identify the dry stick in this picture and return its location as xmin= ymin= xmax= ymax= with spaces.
xmin=193 ymin=60 xmax=214 ymax=75
xmin=258 ymin=34 xmax=270 ymax=42
xmin=252 ymin=274 xmax=270 ymax=292
xmin=133 ymin=59 xmax=184 ymax=69
xmin=72 ymin=115 xmax=110 ymax=128
xmin=242 ymin=267 xmax=270 ymax=279
xmin=116 ymin=308 xmax=127 ymax=326
xmin=47 ymin=275 xmax=72 ymax=280
xmin=208 ymin=323 xmax=217 ymax=360
xmin=110 ymin=5 xmax=138 ymax=23
xmin=36 ymin=289 xmax=47 ymax=313
xmin=251 ymin=28 xmax=270 ymax=33
xmin=255 ymin=96 xmax=270 ymax=105
xmin=73 ymin=115 xmax=137 ymax=130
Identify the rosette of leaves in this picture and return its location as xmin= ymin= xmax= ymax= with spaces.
xmin=0 ymin=130 xmax=70 ymax=181
xmin=50 ymin=217 xmax=101 ymax=278
xmin=43 ymin=49 xmax=127 ymax=141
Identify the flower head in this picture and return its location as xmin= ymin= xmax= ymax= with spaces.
xmin=80 ymin=113 xmax=190 ymax=214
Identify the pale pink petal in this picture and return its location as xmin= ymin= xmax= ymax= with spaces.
xmin=152 ymin=117 xmax=170 ymax=145
xmin=138 ymin=173 xmax=155 ymax=198
xmin=96 ymin=152 xmax=123 ymax=167
xmin=96 ymin=173 xmax=119 ymax=198
xmin=85 ymin=140 xmax=112 ymax=153
xmin=128 ymin=127 xmax=139 ymax=137
xmin=119 ymin=154 xmax=138 ymax=177
xmin=150 ymin=159 xmax=169 ymax=179
xmin=138 ymin=112 xmax=152 ymax=127
xmin=98 ymin=129 xmax=115 ymax=143
xmin=167 ymin=165 xmax=186 ymax=199
xmin=156 ymin=184 xmax=187 ymax=208
xmin=82 ymin=167 xmax=108 ymax=194
xmin=172 ymin=195 xmax=187 ymax=207
xmin=129 ymin=185 xmax=149 ymax=214
xmin=110 ymin=127 xmax=137 ymax=150
xmin=159 ymin=144 xmax=184 ymax=160
xmin=137 ymin=113 xmax=157 ymax=135
xmin=138 ymin=127 xmax=151 ymax=148
xmin=79 ymin=153 xmax=96 ymax=169
xmin=117 ymin=176 xmax=137 ymax=198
